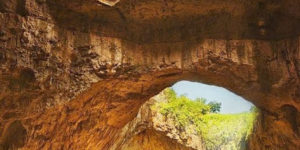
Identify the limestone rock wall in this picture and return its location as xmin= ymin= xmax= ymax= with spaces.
xmin=120 ymin=129 xmax=194 ymax=150
xmin=0 ymin=0 xmax=299 ymax=150
xmin=113 ymin=92 xmax=204 ymax=150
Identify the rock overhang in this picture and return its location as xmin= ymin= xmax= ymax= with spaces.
xmin=0 ymin=0 xmax=299 ymax=149
xmin=48 ymin=0 xmax=300 ymax=43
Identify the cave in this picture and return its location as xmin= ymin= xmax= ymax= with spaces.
xmin=0 ymin=0 xmax=299 ymax=149
xmin=116 ymin=81 xmax=257 ymax=150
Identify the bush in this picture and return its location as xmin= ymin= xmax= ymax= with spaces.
xmin=158 ymin=88 xmax=210 ymax=127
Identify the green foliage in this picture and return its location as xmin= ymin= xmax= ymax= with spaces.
xmin=250 ymin=106 xmax=258 ymax=113
xmin=155 ymin=88 xmax=258 ymax=150
xmin=198 ymin=112 xmax=257 ymax=150
xmin=208 ymin=101 xmax=221 ymax=113
xmin=157 ymin=88 xmax=210 ymax=127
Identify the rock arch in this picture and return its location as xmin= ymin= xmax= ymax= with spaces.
xmin=14 ymin=38 xmax=300 ymax=149
xmin=0 ymin=0 xmax=299 ymax=149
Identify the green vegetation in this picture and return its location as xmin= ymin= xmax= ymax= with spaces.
xmin=154 ymin=88 xmax=258 ymax=150
xmin=207 ymin=101 xmax=221 ymax=113
xmin=199 ymin=112 xmax=256 ymax=150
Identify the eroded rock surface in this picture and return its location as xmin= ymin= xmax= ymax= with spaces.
xmin=113 ymin=93 xmax=204 ymax=150
xmin=0 ymin=0 xmax=299 ymax=149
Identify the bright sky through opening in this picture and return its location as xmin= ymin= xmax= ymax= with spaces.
xmin=172 ymin=81 xmax=254 ymax=114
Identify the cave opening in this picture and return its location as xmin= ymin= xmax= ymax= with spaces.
xmin=0 ymin=0 xmax=300 ymax=149
xmin=119 ymin=80 xmax=258 ymax=150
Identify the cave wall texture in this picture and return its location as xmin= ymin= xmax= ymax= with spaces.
xmin=0 ymin=0 xmax=299 ymax=149
xmin=112 ymin=95 xmax=201 ymax=150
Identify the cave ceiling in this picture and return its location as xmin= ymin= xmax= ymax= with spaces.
xmin=48 ymin=0 xmax=300 ymax=42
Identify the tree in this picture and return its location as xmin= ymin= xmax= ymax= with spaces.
xmin=208 ymin=101 xmax=221 ymax=113
xmin=250 ymin=106 xmax=258 ymax=113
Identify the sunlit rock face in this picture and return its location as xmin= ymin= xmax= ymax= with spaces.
xmin=113 ymin=93 xmax=204 ymax=150
xmin=119 ymin=129 xmax=194 ymax=150
xmin=0 ymin=0 xmax=299 ymax=149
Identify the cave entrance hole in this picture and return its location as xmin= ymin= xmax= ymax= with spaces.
xmin=120 ymin=79 xmax=258 ymax=150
